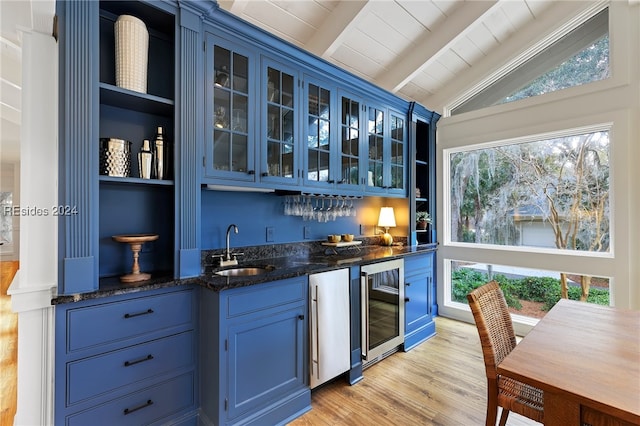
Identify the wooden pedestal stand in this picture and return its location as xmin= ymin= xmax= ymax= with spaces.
xmin=112 ymin=234 xmax=159 ymax=282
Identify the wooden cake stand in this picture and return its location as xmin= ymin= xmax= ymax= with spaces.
xmin=112 ymin=234 xmax=159 ymax=282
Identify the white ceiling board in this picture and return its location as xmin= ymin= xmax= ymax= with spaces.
xmin=501 ymin=0 xmax=536 ymax=29
xmin=397 ymin=0 xmax=449 ymax=31
xmin=466 ymin=19 xmax=498 ymax=55
xmin=357 ymin=9 xmax=410 ymax=58
xmin=484 ymin=8 xmax=516 ymax=43
xmin=375 ymin=0 xmax=498 ymax=92
xmin=437 ymin=48 xmax=469 ymax=75
xmin=372 ymin=1 xmax=426 ymax=42
xmin=330 ymin=43 xmax=382 ymax=80
xmin=525 ymin=0 xmax=554 ymax=18
xmin=452 ymin=36 xmax=484 ymax=66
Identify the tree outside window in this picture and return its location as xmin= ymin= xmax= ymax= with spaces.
xmin=449 ymin=129 xmax=609 ymax=302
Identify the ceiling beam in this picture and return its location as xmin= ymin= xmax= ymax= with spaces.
xmin=421 ymin=0 xmax=589 ymax=112
xmin=376 ymin=0 xmax=498 ymax=94
xmin=304 ymin=0 xmax=371 ymax=58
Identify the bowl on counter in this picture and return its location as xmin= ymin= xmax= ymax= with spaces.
xmin=327 ymin=234 xmax=341 ymax=243
xmin=341 ymin=234 xmax=354 ymax=242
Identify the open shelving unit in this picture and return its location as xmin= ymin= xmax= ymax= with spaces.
xmin=97 ymin=0 xmax=176 ymax=280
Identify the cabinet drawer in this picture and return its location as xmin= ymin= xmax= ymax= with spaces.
xmin=404 ymin=253 xmax=433 ymax=277
xmin=67 ymin=331 xmax=193 ymax=406
xmin=226 ymin=278 xmax=305 ymax=318
xmin=66 ymin=290 xmax=193 ymax=353
xmin=66 ymin=372 xmax=195 ymax=426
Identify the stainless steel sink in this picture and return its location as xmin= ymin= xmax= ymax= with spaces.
xmin=214 ymin=266 xmax=274 ymax=277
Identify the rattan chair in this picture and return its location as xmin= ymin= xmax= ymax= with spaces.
xmin=467 ymin=281 xmax=544 ymax=426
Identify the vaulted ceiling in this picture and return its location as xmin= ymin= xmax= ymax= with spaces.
xmin=1 ymin=0 xmax=582 ymax=163
xmin=217 ymin=0 xmax=560 ymax=112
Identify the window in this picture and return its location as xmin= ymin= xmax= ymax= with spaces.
xmin=0 ymin=192 xmax=12 ymax=245
xmin=449 ymin=260 xmax=609 ymax=319
xmin=448 ymin=128 xmax=610 ymax=254
xmin=453 ymin=7 xmax=609 ymax=115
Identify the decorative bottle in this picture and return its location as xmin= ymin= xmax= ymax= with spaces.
xmin=138 ymin=139 xmax=153 ymax=179
xmin=153 ymin=126 xmax=165 ymax=180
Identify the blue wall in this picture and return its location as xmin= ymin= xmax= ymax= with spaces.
xmin=201 ymin=190 xmax=365 ymax=249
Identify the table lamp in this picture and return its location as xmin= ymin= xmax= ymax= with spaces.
xmin=377 ymin=207 xmax=396 ymax=246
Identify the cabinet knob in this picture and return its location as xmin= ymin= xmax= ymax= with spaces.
xmin=405 ymin=282 xmax=411 ymax=286
xmin=261 ymin=172 xmax=269 ymax=177
xmin=247 ymin=170 xmax=255 ymax=175
xmin=298 ymin=314 xmax=305 ymax=320
xmin=327 ymin=180 xmax=335 ymax=184
xmin=405 ymin=297 xmax=410 ymax=302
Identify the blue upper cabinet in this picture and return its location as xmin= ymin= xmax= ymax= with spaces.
xmin=388 ymin=109 xmax=408 ymax=197
xmin=196 ymin=6 xmax=414 ymax=197
xmin=338 ymin=91 xmax=366 ymax=194
xmin=261 ymin=57 xmax=301 ymax=186
xmin=302 ymin=75 xmax=338 ymax=191
xmin=204 ymin=33 xmax=257 ymax=183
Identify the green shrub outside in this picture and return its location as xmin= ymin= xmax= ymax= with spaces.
xmin=452 ymin=268 xmax=609 ymax=312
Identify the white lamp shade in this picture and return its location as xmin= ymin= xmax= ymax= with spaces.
xmin=377 ymin=207 xmax=396 ymax=228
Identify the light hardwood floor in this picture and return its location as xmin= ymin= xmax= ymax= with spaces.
xmin=0 ymin=261 xmax=18 ymax=426
xmin=290 ymin=317 xmax=538 ymax=426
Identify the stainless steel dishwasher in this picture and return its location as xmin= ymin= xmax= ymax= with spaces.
xmin=309 ymin=268 xmax=351 ymax=389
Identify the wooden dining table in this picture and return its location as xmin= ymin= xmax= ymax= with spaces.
xmin=497 ymin=298 xmax=640 ymax=426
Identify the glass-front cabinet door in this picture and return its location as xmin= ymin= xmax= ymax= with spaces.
xmin=365 ymin=103 xmax=386 ymax=194
xmin=262 ymin=59 xmax=299 ymax=185
xmin=338 ymin=93 xmax=364 ymax=192
xmin=204 ymin=34 xmax=255 ymax=182
xmin=388 ymin=109 xmax=407 ymax=196
xmin=303 ymin=76 xmax=336 ymax=189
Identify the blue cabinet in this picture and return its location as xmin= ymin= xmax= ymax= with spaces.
xmin=200 ymin=277 xmax=311 ymax=425
xmin=261 ymin=58 xmax=301 ymax=187
xmin=403 ymin=252 xmax=437 ymax=351
xmin=204 ymin=33 xmax=257 ymax=182
xmin=55 ymin=287 xmax=198 ymax=425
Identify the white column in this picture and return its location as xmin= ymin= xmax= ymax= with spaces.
xmin=8 ymin=29 xmax=58 ymax=426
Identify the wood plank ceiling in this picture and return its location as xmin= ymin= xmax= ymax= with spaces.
xmin=218 ymin=0 xmax=557 ymax=112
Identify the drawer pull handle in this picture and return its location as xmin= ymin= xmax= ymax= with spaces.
xmin=124 ymin=354 xmax=154 ymax=367
xmin=123 ymin=399 xmax=153 ymax=415
xmin=124 ymin=309 xmax=154 ymax=319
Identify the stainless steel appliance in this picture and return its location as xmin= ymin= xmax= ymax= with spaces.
xmin=309 ymin=269 xmax=351 ymax=389
xmin=361 ymin=259 xmax=404 ymax=364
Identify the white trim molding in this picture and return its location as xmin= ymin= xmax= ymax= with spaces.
xmin=7 ymin=27 xmax=58 ymax=426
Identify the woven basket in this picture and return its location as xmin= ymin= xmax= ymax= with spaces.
xmin=114 ymin=15 xmax=148 ymax=93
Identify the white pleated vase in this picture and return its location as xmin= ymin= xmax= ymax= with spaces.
xmin=114 ymin=15 xmax=149 ymax=93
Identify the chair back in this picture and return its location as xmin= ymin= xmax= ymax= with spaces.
xmin=467 ymin=281 xmax=517 ymax=380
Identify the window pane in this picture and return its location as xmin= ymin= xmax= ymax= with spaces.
xmin=1 ymin=192 xmax=13 ymax=244
xmin=453 ymin=8 xmax=609 ymax=115
xmin=450 ymin=260 xmax=610 ymax=319
xmin=449 ymin=130 xmax=610 ymax=252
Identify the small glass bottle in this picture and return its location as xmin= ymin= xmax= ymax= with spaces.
xmin=138 ymin=139 xmax=153 ymax=179
xmin=153 ymin=127 xmax=165 ymax=180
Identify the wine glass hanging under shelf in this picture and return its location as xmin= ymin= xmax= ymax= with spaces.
xmin=283 ymin=194 xmax=360 ymax=223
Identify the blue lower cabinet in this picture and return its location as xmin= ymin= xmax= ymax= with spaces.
xmin=200 ymin=277 xmax=311 ymax=426
xmin=66 ymin=372 xmax=195 ymax=426
xmin=403 ymin=252 xmax=437 ymax=351
xmin=55 ymin=287 xmax=198 ymax=426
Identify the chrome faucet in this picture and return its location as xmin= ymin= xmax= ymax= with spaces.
xmin=219 ymin=224 xmax=240 ymax=267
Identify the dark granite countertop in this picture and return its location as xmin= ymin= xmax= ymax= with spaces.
xmin=200 ymin=243 xmax=436 ymax=291
xmin=52 ymin=242 xmax=437 ymax=304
